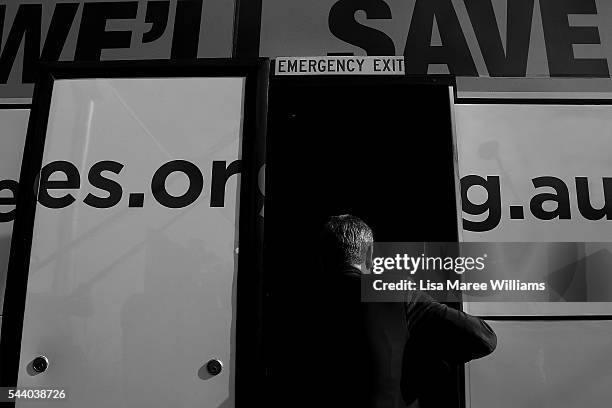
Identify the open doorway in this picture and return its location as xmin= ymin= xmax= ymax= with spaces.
xmin=264 ymin=75 xmax=462 ymax=407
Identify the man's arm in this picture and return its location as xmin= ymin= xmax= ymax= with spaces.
xmin=405 ymin=291 xmax=497 ymax=363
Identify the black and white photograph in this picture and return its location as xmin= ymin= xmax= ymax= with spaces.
xmin=0 ymin=1 xmax=612 ymax=407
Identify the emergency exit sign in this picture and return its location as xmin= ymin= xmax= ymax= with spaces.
xmin=275 ymin=56 xmax=405 ymax=75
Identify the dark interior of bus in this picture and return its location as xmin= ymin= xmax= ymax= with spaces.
xmin=264 ymin=78 xmax=463 ymax=406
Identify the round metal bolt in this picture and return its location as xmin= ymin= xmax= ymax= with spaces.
xmin=206 ymin=359 xmax=223 ymax=376
xmin=32 ymin=356 xmax=49 ymax=374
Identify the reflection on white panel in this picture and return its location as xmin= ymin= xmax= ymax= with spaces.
xmin=455 ymin=104 xmax=612 ymax=316
xmin=17 ymin=78 xmax=245 ymax=408
xmin=455 ymin=104 xmax=612 ymax=242
xmin=0 ymin=109 xmax=29 ymax=312
xmin=467 ymin=320 xmax=612 ymax=408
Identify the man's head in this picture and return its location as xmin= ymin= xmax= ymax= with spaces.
xmin=320 ymin=214 xmax=374 ymax=273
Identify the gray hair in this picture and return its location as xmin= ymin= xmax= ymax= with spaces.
xmin=320 ymin=214 xmax=373 ymax=267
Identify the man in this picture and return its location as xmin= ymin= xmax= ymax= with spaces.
xmin=317 ymin=214 xmax=497 ymax=408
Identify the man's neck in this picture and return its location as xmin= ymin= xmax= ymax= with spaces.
xmin=349 ymin=263 xmax=361 ymax=271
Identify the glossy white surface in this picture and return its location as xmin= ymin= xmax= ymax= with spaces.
xmin=467 ymin=320 xmax=612 ymax=408
xmin=17 ymin=77 xmax=245 ymax=407
xmin=455 ymin=104 xmax=612 ymax=406
xmin=456 ymin=104 xmax=612 ymax=316
xmin=456 ymin=104 xmax=612 ymax=242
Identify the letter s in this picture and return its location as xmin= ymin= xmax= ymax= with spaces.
xmin=328 ymin=0 xmax=395 ymax=55
xmin=84 ymin=161 xmax=124 ymax=208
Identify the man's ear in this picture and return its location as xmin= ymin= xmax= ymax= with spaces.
xmin=364 ymin=244 xmax=373 ymax=273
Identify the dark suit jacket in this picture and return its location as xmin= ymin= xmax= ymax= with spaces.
xmin=401 ymin=290 xmax=497 ymax=407
xmin=308 ymin=266 xmax=497 ymax=408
